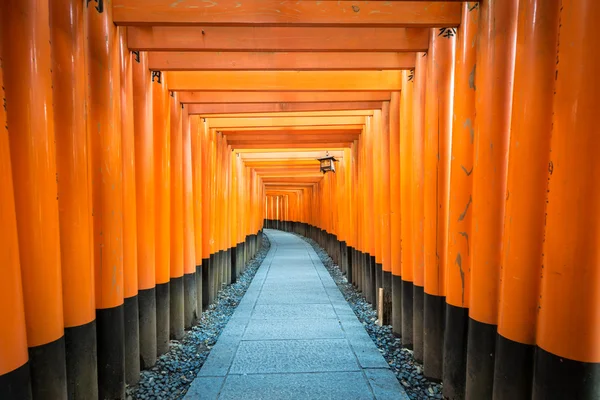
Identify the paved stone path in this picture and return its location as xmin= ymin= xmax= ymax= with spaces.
xmin=184 ymin=229 xmax=408 ymax=400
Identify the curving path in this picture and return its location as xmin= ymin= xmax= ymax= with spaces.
xmin=184 ymin=229 xmax=408 ymax=400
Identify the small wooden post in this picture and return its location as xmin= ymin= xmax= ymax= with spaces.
xmin=377 ymin=288 xmax=384 ymax=326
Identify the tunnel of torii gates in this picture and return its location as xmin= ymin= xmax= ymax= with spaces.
xmin=0 ymin=0 xmax=598 ymax=400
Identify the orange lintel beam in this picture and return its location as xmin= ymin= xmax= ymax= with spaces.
xmin=167 ymin=71 xmax=402 ymax=92
xmin=150 ymin=52 xmax=416 ymax=71
xmin=226 ymin=134 xmax=359 ymax=143
xmin=188 ymin=102 xmax=383 ymax=115
xmin=228 ymin=126 xmax=363 ymax=133
xmin=179 ymin=91 xmax=391 ymax=104
xmin=199 ymin=110 xmax=373 ymax=118
xmin=225 ymin=129 xmax=361 ymax=136
xmin=112 ymin=1 xmax=462 ymax=27
xmin=208 ymin=116 xmax=365 ymax=129
xmin=130 ymin=26 xmax=428 ymax=52
xmin=232 ymin=142 xmax=352 ymax=149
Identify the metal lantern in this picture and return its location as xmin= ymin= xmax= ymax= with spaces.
xmin=317 ymin=152 xmax=337 ymax=174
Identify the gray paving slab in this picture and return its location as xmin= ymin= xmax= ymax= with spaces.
xmin=184 ymin=229 xmax=408 ymax=400
xmin=218 ymin=372 xmax=375 ymax=400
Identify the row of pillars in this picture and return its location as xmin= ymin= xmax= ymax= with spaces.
xmin=267 ymin=2 xmax=600 ymax=399
xmin=0 ymin=1 xmax=265 ymax=399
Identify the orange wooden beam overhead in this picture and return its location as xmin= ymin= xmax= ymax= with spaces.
xmin=206 ymin=110 xmax=373 ymax=118
xmin=129 ymin=27 xmax=428 ymax=52
xmin=150 ymin=52 xmax=416 ymax=71
xmin=208 ymin=116 xmax=365 ymax=129
xmin=225 ymin=129 xmax=362 ymax=136
xmin=226 ymin=133 xmax=359 ymax=143
xmin=168 ymin=71 xmax=402 ymax=92
xmin=188 ymin=102 xmax=383 ymax=115
xmin=232 ymin=142 xmax=352 ymax=149
xmin=112 ymin=1 xmax=462 ymax=27
xmin=179 ymin=91 xmax=391 ymax=104
xmin=228 ymin=125 xmax=364 ymax=132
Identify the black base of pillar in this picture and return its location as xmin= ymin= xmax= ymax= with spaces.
xmin=123 ymin=296 xmax=140 ymax=385
xmin=96 ymin=305 xmax=125 ymax=400
xmin=465 ymin=318 xmax=497 ymax=399
xmin=169 ymin=277 xmax=184 ymax=340
xmin=413 ymin=285 xmax=424 ymax=362
xmin=375 ymin=262 xmax=383 ymax=310
xmin=202 ymin=258 xmax=210 ymax=309
xmin=382 ymin=270 xmax=392 ymax=326
xmin=424 ymin=293 xmax=445 ymax=381
xmin=195 ymin=264 xmax=203 ymax=318
xmin=138 ymin=287 xmax=157 ymax=369
xmin=346 ymin=245 xmax=353 ymax=284
xmin=155 ymin=282 xmax=170 ymax=356
xmin=533 ymin=346 xmax=600 ymax=400
xmin=65 ymin=320 xmax=98 ymax=398
xmin=184 ymin=272 xmax=198 ymax=329
xmin=391 ymin=274 xmax=402 ymax=336
xmin=207 ymin=254 xmax=215 ymax=306
xmin=29 ymin=336 xmax=68 ymax=399
xmin=443 ymin=304 xmax=469 ymax=400
xmin=401 ymin=280 xmax=414 ymax=348
xmin=493 ymin=334 xmax=534 ymax=400
xmin=231 ymin=246 xmax=237 ymax=284
xmin=0 ymin=362 xmax=32 ymax=400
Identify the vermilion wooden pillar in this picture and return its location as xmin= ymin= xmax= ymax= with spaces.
xmin=170 ymin=92 xmax=185 ymax=340
xmin=50 ymin=0 xmax=98 ymax=396
xmin=399 ymin=74 xmax=415 ymax=348
xmin=0 ymin=47 xmax=32 ymax=400
xmin=423 ymin=28 xmax=455 ymax=381
xmin=2 ymin=0 xmax=67 ymax=397
xmin=443 ymin=3 xmax=478 ymax=399
xmin=132 ymin=51 xmax=157 ymax=369
xmin=86 ymin=0 xmax=126 ymax=397
xmin=495 ymin=1 xmax=560 ymax=399
xmin=182 ymin=106 xmax=198 ymax=329
xmin=466 ymin=0 xmax=518 ymax=398
xmin=153 ymin=71 xmax=171 ymax=357
xmin=534 ymin=1 xmax=600 ymax=398
xmin=118 ymin=27 xmax=141 ymax=386
xmin=412 ymin=52 xmax=427 ymax=363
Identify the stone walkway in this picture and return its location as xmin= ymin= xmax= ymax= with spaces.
xmin=184 ymin=229 xmax=408 ymax=400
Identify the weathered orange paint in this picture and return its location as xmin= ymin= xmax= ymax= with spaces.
xmin=87 ymin=0 xmax=125 ymax=310
xmin=132 ymin=51 xmax=156 ymax=291
xmin=446 ymin=2 xmax=478 ymax=309
xmin=0 ymin=52 xmax=29 ymax=376
xmin=412 ymin=52 xmax=427 ymax=289
xmin=112 ymin=0 xmax=462 ymax=27
xmin=390 ymin=92 xmax=402 ymax=278
xmin=180 ymin=91 xmax=391 ymax=104
xmin=153 ymin=72 xmax=171 ymax=285
xmin=423 ymin=29 xmax=455 ymax=298
xmin=51 ymin=0 xmax=96 ymax=325
xmin=182 ymin=106 xmax=197 ymax=275
xmin=130 ymin=26 xmax=428 ymax=52
xmin=167 ymin=71 xmax=402 ymax=92
xmin=191 ymin=115 xmax=204 ymax=264
xmin=150 ymin=52 xmax=416 ymax=71
xmin=2 ymin=0 xmax=65 ymax=347
xmin=399 ymin=75 xmax=414 ymax=282
xmin=469 ymin=0 xmax=518 ymax=326
xmin=189 ymin=103 xmax=383 ymax=115
xmin=380 ymin=103 xmax=392 ymax=273
xmin=498 ymin=0 xmax=559 ymax=345
xmin=119 ymin=28 xmax=139 ymax=300
xmin=170 ymin=92 xmax=184 ymax=279
xmin=537 ymin=0 xmax=600 ymax=363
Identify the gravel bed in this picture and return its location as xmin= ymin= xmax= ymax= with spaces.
xmin=297 ymin=234 xmax=444 ymax=400
xmin=127 ymin=236 xmax=271 ymax=400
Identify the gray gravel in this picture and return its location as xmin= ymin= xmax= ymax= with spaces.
xmin=127 ymin=236 xmax=271 ymax=400
xmin=296 ymin=234 xmax=444 ymax=400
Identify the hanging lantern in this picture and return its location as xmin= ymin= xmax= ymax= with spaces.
xmin=317 ymin=152 xmax=337 ymax=174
